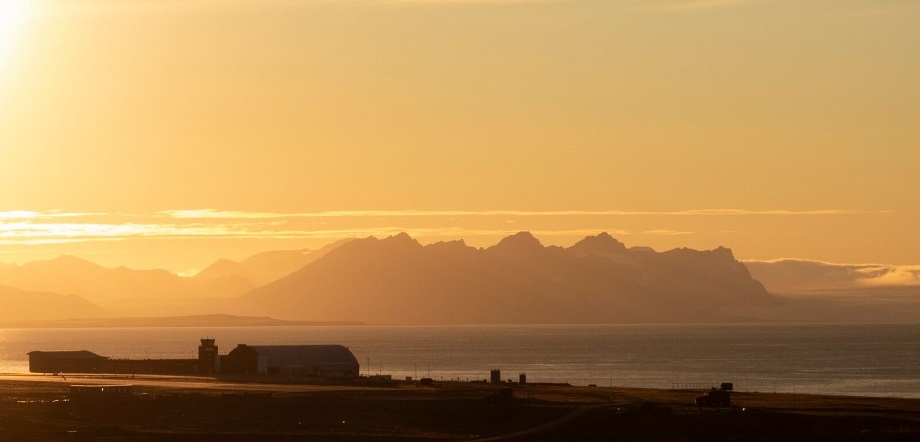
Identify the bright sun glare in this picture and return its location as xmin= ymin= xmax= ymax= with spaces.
xmin=0 ymin=0 xmax=34 ymax=68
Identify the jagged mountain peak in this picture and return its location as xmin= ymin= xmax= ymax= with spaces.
xmin=713 ymin=246 xmax=735 ymax=259
xmin=568 ymin=232 xmax=629 ymax=255
xmin=350 ymin=232 xmax=423 ymax=251
xmin=663 ymin=246 xmax=737 ymax=261
xmin=487 ymin=231 xmax=544 ymax=254
xmin=384 ymin=232 xmax=419 ymax=244
xmin=426 ymin=239 xmax=469 ymax=252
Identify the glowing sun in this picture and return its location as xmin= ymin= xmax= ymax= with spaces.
xmin=0 ymin=0 xmax=34 ymax=68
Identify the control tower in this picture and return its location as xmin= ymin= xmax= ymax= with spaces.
xmin=198 ymin=338 xmax=220 ymax=374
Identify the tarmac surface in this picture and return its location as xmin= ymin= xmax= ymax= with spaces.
xmin=2 ymin=373 xmax=920 ymax=441
xmin=0 ymin=373 xmax=370 ymax=393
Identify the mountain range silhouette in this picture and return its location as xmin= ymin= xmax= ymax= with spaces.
xmin=7 ymin=232 xmax=917 ymax=325
xmin=239 ymin=232 xmax=773 ymax=324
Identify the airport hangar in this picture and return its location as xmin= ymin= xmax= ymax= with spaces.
xmin=28 ymin=339 xmax=360 ymax=379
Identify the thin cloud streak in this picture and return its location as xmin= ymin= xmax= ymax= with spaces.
xmin=35 ymin=0 xmax=346 ymax=16
xmin=382 ymin=0 xmax=562 ymax=4
xmin=650 ymin=0 xmax=753 ymax=12
xmin=40 ymin=0 xmax=552 ymax=13
xmin=0 ymin=207 xmax=878 ymax=248
xmin=162 ymin=208 xmax=875 ymax=219
xmin=0 ymin=211 xmax=103 ymax=220
xmin=0 ymin=219 xmax=680 ymax=244
xmin=0 ymin=209 xmax=879 ymax=221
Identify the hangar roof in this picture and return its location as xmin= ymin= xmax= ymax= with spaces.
xmin=27 ymin=350 xmax=107 ymax=359
xmin=236 ymin=344 xmax=357 ymax=367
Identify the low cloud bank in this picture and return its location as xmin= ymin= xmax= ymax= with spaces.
xmin=744 ymin=259 xmax=920 ymax=293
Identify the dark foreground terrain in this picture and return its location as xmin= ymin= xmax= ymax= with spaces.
xmin=2 ymin=376 xmax=920 ymax=441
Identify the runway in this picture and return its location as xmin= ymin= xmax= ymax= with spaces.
xmin=0 ymin=373 xmax=374 ymax=394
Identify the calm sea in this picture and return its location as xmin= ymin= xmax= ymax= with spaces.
xmin=1 ymin=324 xmax=918 ymax=398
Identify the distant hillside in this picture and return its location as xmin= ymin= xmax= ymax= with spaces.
xmin=193 ymin=239 xmax=352 ymax=287
xmin=241 ymin=232 xmax=775 ymax=324
xmin=0 ymin=242 xmax=353 ymax=318
xmin=0 ymin=284 xmax=109 ymax=322
xmin=0 ymin=256 xmax=240 ymax=317
xmin=0 ymin=314 xmax=362 ymax=329
xmin=0 ymin=255 xmax=206 ymax=302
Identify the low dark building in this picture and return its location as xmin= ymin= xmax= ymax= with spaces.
xmin=222 ymin=344 xmax=359 ymax=378
xmin=29 ymin=339 xmax=358 ymax=378
xmin=28 ymin=350 xmax=199 ymax=375
xmin=108 ymin=358 xmax=198 ymax=375
xmin=490 ymin=369 xmax=501 ymax=384
xmin=28 ymin=351 xmax=109 ymax=374
xmin=696 ymin=386 xmax=732 ymax=407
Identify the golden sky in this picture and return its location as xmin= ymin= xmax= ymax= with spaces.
xmin=0 ymin=0 xmax=918 ymax=273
